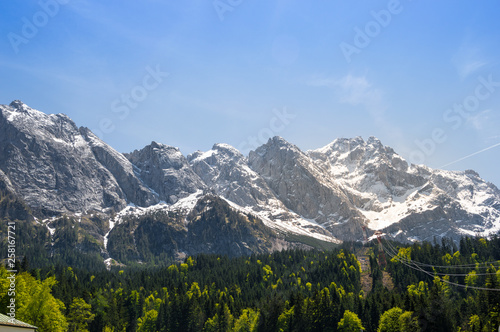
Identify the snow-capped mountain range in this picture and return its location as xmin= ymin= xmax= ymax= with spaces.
xmin=1 ymin=100 xmax=500 ymax=251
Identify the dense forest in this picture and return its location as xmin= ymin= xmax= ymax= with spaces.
xmin=2 ymin=189 xmax=500 ymax=331
xmin=1 ymin=235 xmax=500 ymax=331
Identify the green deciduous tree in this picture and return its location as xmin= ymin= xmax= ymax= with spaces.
xmin=377 ymin=307 xmax=418 ymax=332
xmin=233 ymin=308 xmax=259 ymax=332
xmin=398 ymin=310 xmax=418 ymax=332
xmin=137 ymin=309 xmax=158 ymax=332
xmin=338 ymin=310 xmax=364 ymax=332
xmin=0 ymin=267 xmax=68 ymax=332
xmin=468 ymin=314 xmax=481 ymax=332
xmin=378 ymin=307 xmax=403 ymax=332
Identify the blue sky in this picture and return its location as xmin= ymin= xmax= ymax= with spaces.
xmin=1 ymin=0 xmax=500 ymax=186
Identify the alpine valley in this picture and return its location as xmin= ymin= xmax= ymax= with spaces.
xmin=1 ymin=100 xmax=500 ymax=268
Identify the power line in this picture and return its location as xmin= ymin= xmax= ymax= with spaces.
xmin=380 ymin=241 xmax=500 ymax=292
xmin=382 ymin=240 xmax=500 ymax=276
xmin=383 ymin=235 xmax=500 ymax=270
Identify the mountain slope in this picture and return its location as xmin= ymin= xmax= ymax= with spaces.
xmin=79 ymin=127 xmax=159 ymax=207
xmin=0 ymin=101 xmax=126 ymax=213
xmin=309 ymin=137 xmax=500 ymax=242
xmin=249 ymin=136 xmax=368 ymax=240
xmin=125 ymin=142 xmax=207 ymax=204
xmin=188 ymin=143 xmax=277 ymax=208
xmin=1 ymin=100 xmax=500 ymax=267
xmin=107 ymin=194 xmax=298 ymax=264
xmin=188 ymin=143 xmax=338 ymax=242
xmin=0 ymin=101 xmax=165 ymax=214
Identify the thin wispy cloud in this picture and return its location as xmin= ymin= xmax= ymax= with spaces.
xmin=466 ymin=109 xmax=491 ymax=131
xmin=309 ymin=74 xmax=385 ymax=120
xmin=307 ymin=74 xmax=403 ymax=142
xmin=464 ymin=108 xmax=499 ymax=145
xmin=452 ymin=38 xmax=488 ymax=80
xmin=307 ymin=74 xmax=383 ymax=108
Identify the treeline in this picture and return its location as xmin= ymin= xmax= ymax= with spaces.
xmin=0 ymin=188 xmax=110 ymax=271
xmin=1 ymin=236 xmax=500 ymax=331
xmin=3 ymin=248 xmax=362 ymax=331
xmin=0 ymin=190 xmax=287 ymax=270
xmin=107 ymin=195 xmax=280 ymax=264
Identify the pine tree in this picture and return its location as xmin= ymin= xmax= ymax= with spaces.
xmin=67 ymin=297 xmax=95 ymax=332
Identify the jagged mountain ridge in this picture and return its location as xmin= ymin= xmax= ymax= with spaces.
xmin=308 ymin=137 xmax=500 ymax=241
xmin=248 ymin=137 xmax=368 ymax=240
xmin=1 ymin=101 xmax=127 ymax=213
xmin=1 ymin=100 xmax=499 ymax=251
xmin=187 ymin=143 xmax=335 ymax=242
xmin=125 ymin=141 xmax=207 ymax=204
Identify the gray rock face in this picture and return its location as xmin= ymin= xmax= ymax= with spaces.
xmin=188 ymin=143 xmax=282 ymax=209
xmin=0 ymin=101 xmax=127 ymax=213
xmin=125 ymin=142 xmax=206 ymax=204
xmin=308 ymin=137 xmax=500 ymax=242
xmin=2 ymin=100 xmax=499 ymax=246
xmin=0 ymin=169 xmax=15 ymax=195
xmin=188 ymin=142 xmax=336 ymax=241
xmin=249 ymin=136 xmax=367 ymax=240
xmin=308 ymin=136 xmax=428 ymax=212
xmin=79 ymin=127 xmax=159 ymax=207
xmin=107 ymin=194 xmax=304 ymax=262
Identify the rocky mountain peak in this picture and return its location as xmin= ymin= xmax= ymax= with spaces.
xmin=0 ymin=102 xmax=128 ymax=213
xmin=186 ymin=150 xmax=203 ymax=163
xmin=366 ymin=136 xmax=382 ymax=146
xmin=6 ymin=100 xmax=60 ymax=120
xmin=212 ymin=143 xmax=242 ymax=158
xmin=249 ymin=137 xmax=304 ymax=167
xmin=126 ymin=142 xmax=206 ymax=204
xmin=310 ymin=136 xmax=408 ymax=173
xmin=187 ymin=143 xmax=243 ymax=166
xmin=1 ymin=101 xmax=81 ymax=146
xmin=2 ymin=101 xmax=500 ymax=246
xmin=311 ymin=137 xmax=364 ymax=160
xmin=9 ymin=100 xmax=27 ymax=110
xmin=464 ymin=169 xmax=480 ymax=178
xmin=248 ymin=135 xmax=368 ymax=240
xmin=267 ymin=136 xmax=299 ymax=150
xmin=127 ymin=142 xmax=185 ymax=170
xmin=149 ymin=140 xmax=173 ymax=150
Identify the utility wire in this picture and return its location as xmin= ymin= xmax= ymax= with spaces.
xmin=381 ymin=241 xmax=500 ymax=292
xmin=382 ymin=239 xmax=499 ymax=276
xmin=383 ymin=235 xmax=500 ymax=269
